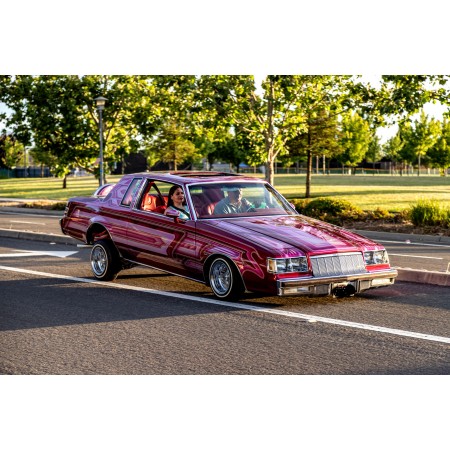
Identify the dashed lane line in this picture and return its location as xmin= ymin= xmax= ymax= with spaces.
xmin=389 ymin=253 xmax=443 ymax=260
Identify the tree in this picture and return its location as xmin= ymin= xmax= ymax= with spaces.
xmin=148 ymin=121 xmax=199 ymax=170
xmin=398 ymin=111 xmax=439 ymax=175
xmin=198 ymin=75 xmax=355 ymax=187
xmin=428 ymin=119 xmax=450 ymax=175
xmin=0 ymin=75 xmax=155 ymax=187
xmin=354 ymin=75 xmax=442 ymax=127
xmin=286 ymin=110 xmax=342 ymax=190
xmin=382 ymin=133 xmax=404 ymax=174
xmin=337 ymin=112 xmax=372 ymax=174
xmin=365 ymin=133 xmax=384 ymax=174
xmin=0 ymin=133 xmax=24 ymax=169
xmin=411 ymin=111 xmax=439 ymax=175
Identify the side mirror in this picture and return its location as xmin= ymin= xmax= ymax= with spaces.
xmin=165 ymin=209 xmax=180 ymax=220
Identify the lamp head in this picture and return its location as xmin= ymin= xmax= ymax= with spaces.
xmin=95 ymin=96 xmax=107 ymax=110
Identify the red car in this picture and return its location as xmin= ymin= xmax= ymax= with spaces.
xmin=60 ymin=172 xmax=397 ymax=300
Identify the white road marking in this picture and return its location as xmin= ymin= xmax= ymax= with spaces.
xmin=0 ymin=250 xmax=78 ymax=258
xmin=10 ymin=220 xmax=46 ymax=225
xmin=389 ymin=253 xmax=444 ymax=260
xmin=381 ymin=239 xmax=450 ymax=248
xmin=1 ymin=264 xmax=449 ymax=345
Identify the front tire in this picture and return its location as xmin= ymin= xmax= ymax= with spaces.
xmin=90 ymin=239 xmax=120 ymax=281
xmin=209 ymin=257 xmax=244 ymax=300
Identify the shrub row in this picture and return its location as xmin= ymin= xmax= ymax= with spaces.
xmin=292 ymin=197 xmax=449 ymax=228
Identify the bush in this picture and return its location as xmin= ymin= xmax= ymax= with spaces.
xmin=292 ymin=197 xmax=363 ymax=224
xmin=23 ymin=201 xmax=67 ymax=211
xmin=409 ymin=199 xmax=450 ymax=227
xmin=365 ymin=208 xmax=395 ymax=221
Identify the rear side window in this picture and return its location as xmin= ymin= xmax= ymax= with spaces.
xmin=121 ymin=178 xmax=142 ymax=207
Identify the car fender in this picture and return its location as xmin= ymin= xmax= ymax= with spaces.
xmin=86 ymin=218 xmax=113 ymax=244
xmin=203 ymin=253 xmax=247 ymax=290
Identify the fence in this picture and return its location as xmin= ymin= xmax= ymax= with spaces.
xmin=239 ymin=167 xmax=446 ymax=176
xmin=0 ymin=166 xmax=52 ymax=178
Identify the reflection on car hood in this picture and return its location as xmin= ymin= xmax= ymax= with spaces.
xmin=206 ymin=215 xmax=378 ymax=254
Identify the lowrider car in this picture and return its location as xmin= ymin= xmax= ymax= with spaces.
xmin=60 ymin=172 xmax=397 ymax=300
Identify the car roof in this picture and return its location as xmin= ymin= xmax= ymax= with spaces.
xmin=123 ymin=171 xmax=266 ymax=185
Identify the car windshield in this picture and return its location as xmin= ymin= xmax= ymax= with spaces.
xmin=188 ymin=182 xmax=296 ymax=219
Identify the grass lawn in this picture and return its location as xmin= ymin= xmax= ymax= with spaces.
xmin=1 ymin=173 xmax=450 ymax=212
xmin=0 ymin=175 xmax=122 ymax=202
xmin=274 ymin=174 xmax=450 ymax=211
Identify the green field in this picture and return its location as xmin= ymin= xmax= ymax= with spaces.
xmin=276 ymin=174 xmax=450 ymax=211
xmin=1 ymin=173 xmax=450 ymax=212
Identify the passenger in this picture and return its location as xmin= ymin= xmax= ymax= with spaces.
xmin=165 ymin=185 xmax=191 ymax=220
xmin=213 ymin=186 xmax=253 ymax=215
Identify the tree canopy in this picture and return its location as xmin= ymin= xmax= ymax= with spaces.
xmin=1 ymin=74 xmax=449 ymax=189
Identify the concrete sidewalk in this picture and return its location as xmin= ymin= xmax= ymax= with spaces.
xmin=0 ymin=205 xmax=449 ymax=287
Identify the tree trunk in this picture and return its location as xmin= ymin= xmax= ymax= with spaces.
xmin=305 ymin=128 xmax=313 ymax=198
xmin=265 ymin=79 xmax=276 ymax=187
xmin=265 ymin=159 xmax=275 ymax=186
xmin=62 ymin=174 xmax=67 ymax=189
xmin=305 ymin=148 xmax=312 ymax=198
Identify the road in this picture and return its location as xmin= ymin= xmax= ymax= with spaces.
xmin=1 ymin=236 xmax=449 ymax=375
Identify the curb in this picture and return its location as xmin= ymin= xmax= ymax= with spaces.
xmin=0 ymin=228 xmax=77 ymax=245
xmin=395 ymin=267 xmax=450 ymax=287
xmin=354 ymin=229 xmax=450 ymax=245
xmin=0 ymin=206 xmax=64 ymax=216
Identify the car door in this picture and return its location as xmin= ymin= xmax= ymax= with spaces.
xmin=125 ymin=179 xmax=203 ymax=280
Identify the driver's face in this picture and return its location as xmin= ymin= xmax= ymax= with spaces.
xmin=228 ymin=189 xmax=242 ymax=201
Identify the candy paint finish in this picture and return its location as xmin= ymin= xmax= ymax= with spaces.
xmin=60 ymin=172 xmax=397 ymax=297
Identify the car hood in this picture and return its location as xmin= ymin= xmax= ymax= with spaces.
xmin=203 ymin=215 xmax=379 ymax=255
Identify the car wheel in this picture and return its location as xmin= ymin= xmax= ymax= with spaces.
xmin=90 ymin=239 xmax=120 ymax=281
xmin=209 ymin=257 xmax=244 ymax=300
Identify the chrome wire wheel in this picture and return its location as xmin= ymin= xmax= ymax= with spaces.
xmin=90 ymin=239 xmax=120 ymax=281
xmin=209 ymin=257 xmax=244 ymax=300
xmin=91 ymin=244 xmax=108 ymax=277
xmin=210 ymin=259 xmax=232 ymax=296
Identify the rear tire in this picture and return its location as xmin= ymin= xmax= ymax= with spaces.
xmin=209 ymin=257 xmax=244 ymax=300
xmin=90 ymin=239 xmax=120 ymax=281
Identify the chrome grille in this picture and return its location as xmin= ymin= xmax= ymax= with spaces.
xmin=310 ymin=253 xmax=366 ymax=277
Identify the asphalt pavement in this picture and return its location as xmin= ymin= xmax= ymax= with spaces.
xmin=0 ymin=204 xmax=449 ymax=287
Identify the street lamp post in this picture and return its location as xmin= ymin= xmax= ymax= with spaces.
xmin=24 ymin=147 xmax=28 ymax=178
xmin=95 ymin=96 xmax=107 ymax=186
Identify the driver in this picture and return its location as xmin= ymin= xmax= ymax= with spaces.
xmin=213 ymin=186 xmax=253 ymax=215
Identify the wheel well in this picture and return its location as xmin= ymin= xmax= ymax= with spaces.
xmin=203 ymin=254 xmax=246 ymax=290
xmin=86 ymin=223 xmax=111 ymax=244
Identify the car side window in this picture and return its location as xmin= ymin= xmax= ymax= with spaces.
xmin=120 ymin=178 xmax=142 ymax=207
xmin=139 ymin=180 xmax=169 ymax=214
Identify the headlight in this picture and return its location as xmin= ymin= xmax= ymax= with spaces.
xmin=267 ymin=257 xmax=309 ymax=273
xmin=364 ymin=250 xmax=389 ymax=265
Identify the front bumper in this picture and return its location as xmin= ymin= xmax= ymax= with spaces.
xmin=277 ymin=269 xmax=398 ymax=296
